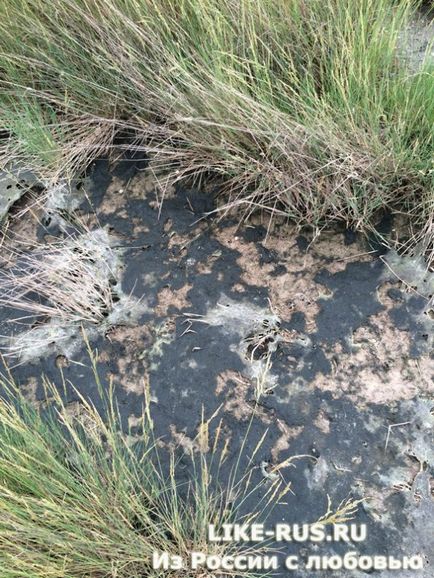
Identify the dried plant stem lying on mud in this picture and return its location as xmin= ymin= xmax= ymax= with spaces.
xmin=253 ymin=353 xmax=274 ymax=401
xmin=316 ymin=495 xmax=364 ymax=526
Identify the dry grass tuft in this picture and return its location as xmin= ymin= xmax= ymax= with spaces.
xmin=0 ymin=227 xmax=123 ymax=360
xmin=0 ymin=229 xmax=117 ymax=325
xmin=0 ymin=0 xmax=432 ymax=252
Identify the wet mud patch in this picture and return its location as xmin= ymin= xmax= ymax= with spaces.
xmin=0 ymin=156 xmax=433 ymax=575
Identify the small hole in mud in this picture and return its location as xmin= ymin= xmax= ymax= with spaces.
xmin=112 ymin=294 xmax=120 ymax=304
xmin=6 ymin=184 xmax=12 ymax=190
xmin=55 ymin=355 xmax=69 ymax=369
xmin=109 ymin=278 xmax=117 ymax=286
xmin=32 ymin=184 xmax=45 ymax=195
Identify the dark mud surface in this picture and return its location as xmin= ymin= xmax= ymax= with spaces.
xmin=1 ymin=156 xmax=433 ymax=576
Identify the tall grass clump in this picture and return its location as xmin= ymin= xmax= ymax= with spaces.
xmin=0 ymin=356 xmax=280 ymax=577
xmin=0 ymin=0 xmax=432 ymax=248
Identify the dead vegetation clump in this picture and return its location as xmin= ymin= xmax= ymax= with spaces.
xmin=0 ymin=228 xmax=121 ymax=358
